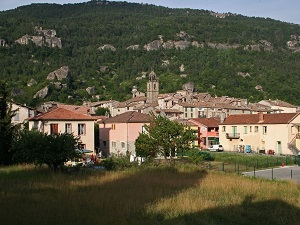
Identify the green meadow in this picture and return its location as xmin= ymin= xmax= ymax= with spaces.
xmin=0 ymin=161 xmax=299 ymax=225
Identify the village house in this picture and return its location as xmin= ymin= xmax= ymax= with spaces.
xmin=189 ymin=118 xmax=220 ymax=149
xmin=111 ymin=97 xmax=148 ymax=117
xmin=10 ymin=101 xmax=38 ymax=125
xmin=39 ymin=101 xmax=92 ymax=115
xmin=89 ymin=100 xmax=119 ymax=115
xmin=258 ymin=99 xmax=298 ymax=113
xmin=92 ymin=71 xmax=299 ymax=123
xmin=27 ymin=107 xmax=97 ymax=153
xmin=175 ymin=119 xmax=199 ymax=149
xmin=98 ymin=111 xmax=151 ymax=156
xmin=219 ymin=112 xmax=300 ymax=155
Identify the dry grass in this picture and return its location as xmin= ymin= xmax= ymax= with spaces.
xmin=0 ymin=164 xmax=299 ymax=225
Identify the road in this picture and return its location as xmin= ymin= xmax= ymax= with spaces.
xmin=243 ymin=165 xmax=300 ymax=184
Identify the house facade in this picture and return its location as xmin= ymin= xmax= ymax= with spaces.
xmin=28 ymin=107 xmax=97 ymax=153
xmin=189 ymin=118 xmax=220 ymax=149
xmin=11 ymin=101 xmax=37 ymax=125
xmin=259 ymin=100 xmax=298 ymax=113
xmin=219 ymin=113 xmax=300 ymax=155
xmin=99 ymin=111 xmax=151 ymax=156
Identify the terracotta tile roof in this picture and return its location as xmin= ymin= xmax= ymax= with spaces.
xmin=261 ymin=100 xmax=297 ymax=108
xmin=159 ymin=109 xmax=183 ymax=113
xmin=125 ymin=96 xmax=147 ymax=104
xmin=102 ymin=111 xmax=151 ymax=124
xmin=89 ymin=100 xmax=118 ymax=107
xmin=190 ymin=118 xmax=220 ymax=127
xmin=221 ymin=113 xmax=299 ymax=125
xmin=175 ymin=119 xmax=197 ymax=127
xmin=28 ymin=107 xmax=97 ymax=121
xmin=57 ymin=103 xmax=91 ymax=115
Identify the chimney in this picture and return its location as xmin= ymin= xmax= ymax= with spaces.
xmin=258 ymin=112 xmax=264 ymax=123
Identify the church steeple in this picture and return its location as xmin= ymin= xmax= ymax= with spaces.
xmin=147 ymin=71 xmax=159 ymax=103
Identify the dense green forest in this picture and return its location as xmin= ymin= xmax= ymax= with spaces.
xmin=0 ymin=0 xmax=300 ymax=106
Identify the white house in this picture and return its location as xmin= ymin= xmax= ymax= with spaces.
xmin=28 ymin=107 xmax=97 ymax=153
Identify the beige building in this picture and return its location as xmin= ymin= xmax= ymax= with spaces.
xmin=219 ymin=113 xmax=300 ymax=155
xmin=258 ymin=100 xmax=298 ymax=113
xmin=11 ymin=101 xmax=37 ymax=125
xmin=28 ymin=107 xmax=97 ymax=152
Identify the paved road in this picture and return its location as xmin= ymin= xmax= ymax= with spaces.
xmin=243 ymin=166 xmax=300 ymax=184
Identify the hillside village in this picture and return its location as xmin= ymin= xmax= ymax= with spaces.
xmin=11 ymin=70 xmax=300 ymax=158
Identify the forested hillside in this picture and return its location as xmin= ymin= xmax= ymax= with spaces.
xmin=0 ymin=0 xmax=300 ymax=106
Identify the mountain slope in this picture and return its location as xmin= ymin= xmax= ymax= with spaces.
xmin=0 ymin=0 xmax=300 ymax=106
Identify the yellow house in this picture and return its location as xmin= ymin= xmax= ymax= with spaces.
xmin=28 ymin=107 xmax=97 ymax=153
xmin=219 ymin=112 xmax=300 ymax=155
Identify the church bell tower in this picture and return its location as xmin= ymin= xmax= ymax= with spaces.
xmin=147 ymin=71 xmax=159 ymax=103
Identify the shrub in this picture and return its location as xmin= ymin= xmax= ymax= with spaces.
xmin=102 ymin=154 xmax=134 ymax=171
xmin=187 ymin=148 xmax=215 ymax=165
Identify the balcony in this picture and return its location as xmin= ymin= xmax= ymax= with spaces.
xmin=226 ymin=133 xmax=240 ymax=139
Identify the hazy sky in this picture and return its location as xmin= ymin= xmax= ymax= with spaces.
xmin=1 ymin=0 xmax=300 ymax=24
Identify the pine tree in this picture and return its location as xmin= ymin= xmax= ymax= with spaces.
xmin=0 ymin=81 xmax=17 ymax=165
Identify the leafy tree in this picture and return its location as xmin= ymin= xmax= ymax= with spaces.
xmin=135 ymin=114 xmax=196 ymax=163
xmin=135 ymin=133 xmax=156 ymax=157
xmin=0 ymin=81 xmax=18 ymax=165
xmin=94 ymin=107 xmax=111 ymax=116
xmin=13 ymin=130 xmax=81 ymax=171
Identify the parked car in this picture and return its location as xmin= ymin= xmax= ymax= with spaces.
xmin=207 ymin=144 xmax=223 ymax=152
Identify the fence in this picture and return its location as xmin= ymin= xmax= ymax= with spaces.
xmin=203 ymin=160 xmax=300 ymax=184
xmin=242 ymin=166 xmax=300 ymax=184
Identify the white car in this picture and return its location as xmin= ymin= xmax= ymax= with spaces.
xmin=207 ymin=144 xmax=224 ymax=152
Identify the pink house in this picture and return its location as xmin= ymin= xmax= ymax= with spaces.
xmin=99 ymin=111 xmax=151 ymax=156
xmin=189 ymin=118 xmax=220 ymax=149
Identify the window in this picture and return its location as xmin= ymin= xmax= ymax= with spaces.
xmin=103 ymin=141 xmax=107 ymax=147
xmin=78 ymin=124 xmax=86 ymax=135
xmin=250 ymin=126 xmax=252 ymax=132
xmin=14 ymin=113 xmax=20 ymax=121
xmin=263 ymin=126 xmax=267 ymax=134
xmin=121 ymin=142 xmax=125 ymax=149
xmin=191 ymin=112 xmax=193 ymax=118
xmin=50 ymin=124 xmax=58 ymax=134
xmin=78 ymin=144 xmax=86 ymax=149
xmin=232 ymin=126 xmax=237 ymax=134
xmin=112 ymin=124 xmax=116 ymax=130
xmin=254 ymin=126 xmax=258 ymax=133
xmin=244 ymin=126 xmax=248 ymax=134
xmin=112 ymin=141 xmax=116 ymax=148
xmin=142 ymin=126 xmax=146 ymax=134
xmin=65 ymin=123 xmax=72 ymax=134
xmin=222 ymin=126 xmax=226 ymax=132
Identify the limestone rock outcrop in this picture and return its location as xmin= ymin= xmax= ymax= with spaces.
xmin=86 ymin=86 xmax=96 ymax=95
xmin=47 ymin=66 xmax=70 ymax=81
xmin=15 ymin=27 xmax=62 ymax=48
xmin=27 ymin=78 xmax=37 ymax=87
xmin=34 ymin=86 xmax=50 ymax=99
xmin=126 ymin=45 xmax=139 ymax=50
xmin=0 ymin=38 xmax=7 ymax=47
xmin=144 ymin=40 xmax=163 ymax=51
xmin=98 ymin=44 xmax=116 ymax=51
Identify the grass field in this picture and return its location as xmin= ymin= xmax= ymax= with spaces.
xmin=0 ymin=163 xmax=299 ymax=225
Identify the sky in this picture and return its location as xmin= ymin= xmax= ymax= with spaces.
xmin=1 ymin=0 xmax=300 ymax=25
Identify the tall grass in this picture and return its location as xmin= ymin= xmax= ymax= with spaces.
xmin=209 ymin=152 xmax=296 ymax=168
xmin=0 ymin=164 xmax=299 ymax=225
